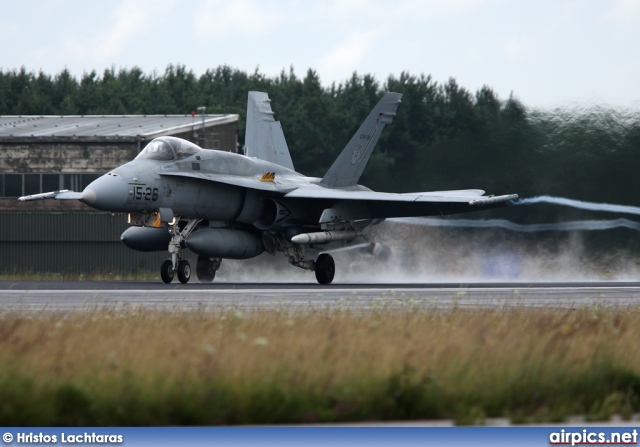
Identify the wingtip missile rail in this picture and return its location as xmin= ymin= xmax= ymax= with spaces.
xmin=18 ymin=190 xmax=71 ymax=201
xmin=469 ymin=194 xmax=519 ymax=207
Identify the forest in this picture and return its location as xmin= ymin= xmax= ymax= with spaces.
xmin=2 ymin=64 xmax=640 ymax=226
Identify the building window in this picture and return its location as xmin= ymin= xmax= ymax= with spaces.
xmin=63 ymin=174 xmax=85 ymax=192
xmin=0 ymin=173 xmax=105 ymax=198
xmin=24 ymin=174 xmax=41 ymax=196
xmin=81 ymin=174 xmax=100 ymax=189
xmin=42 ymin=174 xmax=61 ymax=192
xmin=4 ymin=174 xmax=22 ymax=198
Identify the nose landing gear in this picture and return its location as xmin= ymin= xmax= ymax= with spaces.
xmin=160 ymin=259 xmax=174 ymax=284
xmin=177 ymin=259 xmax=191 ymax=283
xmin=160 ymin=258 xmax=192 ymax=284
xmin=160 ymin=218 xmax=200 ymax=284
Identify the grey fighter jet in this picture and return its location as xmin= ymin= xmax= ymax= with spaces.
xmin=19 ymin=91 xmax=518 ymax=284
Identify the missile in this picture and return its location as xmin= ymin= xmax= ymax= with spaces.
xmin=17 ymin=189 xmax=82 ymax=201
xmin=291 ymin=230 xmax=362 ymax=245
xmin=469 ymin=194 xmax=519 ymax=206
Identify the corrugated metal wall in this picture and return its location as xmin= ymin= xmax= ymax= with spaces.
xmin=2 ymin=212 xmax=125 ymax=242
xmin=0 ymin=212 xmax=194 ymax=275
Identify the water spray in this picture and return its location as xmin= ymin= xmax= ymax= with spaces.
xmin=390 ymin=217 xmax=640 ymax=232
xmin=387 ymin=195 xmax=640 ymax=232
xmin=513 ymin=195 xmax=640 ymax=216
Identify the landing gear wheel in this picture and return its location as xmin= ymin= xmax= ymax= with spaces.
xmin=315 ymin=253 xmax=335 ymax=285
xmin=177 ymin=259 xmax=191 ymax=284
xmin=196 ymin=256 xmax=217 ymax=282
xmin=160 ymin=259 xmax=174 ymax=284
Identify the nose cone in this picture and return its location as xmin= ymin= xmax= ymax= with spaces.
xmin=81 ymin=173 xmax=129 ymax=211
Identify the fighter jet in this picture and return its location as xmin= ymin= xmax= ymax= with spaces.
xmin=18 ymin=91 xmax=518 ymax=284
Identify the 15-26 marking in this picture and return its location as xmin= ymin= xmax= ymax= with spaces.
xmin=131 ymin=185 xmax=159 ymax=201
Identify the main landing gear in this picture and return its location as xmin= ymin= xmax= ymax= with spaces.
xmin=196 ymin=255 xmax=221 ymax=282
xmin=314 ymin=253 xmax=335 ymax=285
xmin=275 ymin=235 xmax=336 ymax=285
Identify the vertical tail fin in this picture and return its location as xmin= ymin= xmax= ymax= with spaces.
xmin=320 ymin=92 xmax=402 ymax=188
xmin=245 ymin=91 xmax=295 ymax=170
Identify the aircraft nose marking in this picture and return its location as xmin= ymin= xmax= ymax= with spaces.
xmin=81 ymin=173 xmax=129 ymax=211
xmin=81 ymin=188 xmax=97 ymax=205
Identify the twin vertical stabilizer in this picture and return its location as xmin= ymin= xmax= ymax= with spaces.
xmin=320 ymin=92 xmax=402 ymax=188
xmin=244 ymin=91 xmax=295 ymax=171
xmin=245 ymin=91 xmax=402 ymax=189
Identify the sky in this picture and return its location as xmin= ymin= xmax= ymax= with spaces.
xmin=2 ymin=0 xmax=640 ymax=110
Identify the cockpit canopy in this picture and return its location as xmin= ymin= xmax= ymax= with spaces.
xmin=135 ymin=136 xmax=201 ymax=161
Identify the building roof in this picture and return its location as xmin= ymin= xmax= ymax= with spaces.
xmin=0 ymin=114 xmax=238 ymax=141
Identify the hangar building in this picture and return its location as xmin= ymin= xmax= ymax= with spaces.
xmin=0 ymin=114 xmax=239 ymax=276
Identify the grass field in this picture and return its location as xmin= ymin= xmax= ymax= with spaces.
xmin=1 ymin=305 xmax=640 ymax=425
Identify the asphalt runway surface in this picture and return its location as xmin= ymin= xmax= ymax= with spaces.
xmin=2 ymin=280 xmax=640 ymax=313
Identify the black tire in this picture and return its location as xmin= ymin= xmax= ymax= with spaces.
xmin=177 ymin=259 xmax=191 ymax=284
xmin=160 ymin=259 xmax=174 ymax=284
xmin=315 ymin=253 xmax=335 ymax=285
xmin=196 ymin=256 xmax=216 ymax=282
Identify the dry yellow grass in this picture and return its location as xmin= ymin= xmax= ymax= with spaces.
xmin=1 ymin=306 xmax=640 ymax=424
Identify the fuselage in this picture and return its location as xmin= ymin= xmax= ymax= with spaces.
xmin=81 ymin=136 xmax=326 ymax=228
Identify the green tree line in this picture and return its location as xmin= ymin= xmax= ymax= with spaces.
xmin=2 ymin=64 xmax=640 ymax=220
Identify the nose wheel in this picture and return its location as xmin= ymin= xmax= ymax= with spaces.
xmin=177 ymin=259 xmax=191 ymax=283
xmin=160 ymin=259 xmax=174 ymax=284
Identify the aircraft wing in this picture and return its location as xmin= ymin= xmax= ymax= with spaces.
xmin=285 ymin=187 xmax=519 ymax=218
xmin=161 ymin=170 xmax=516 ymax=217
xmin=284 ymin=188 xmax=488 ymax=201
xmin=159 ymin=171 xmax=298 ymax=193
xmin=18 ymin=190 xmax=83 ymax=201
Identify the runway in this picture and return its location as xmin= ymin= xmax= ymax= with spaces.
xmin=2 ymin=281 xmax=640 ymax=313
